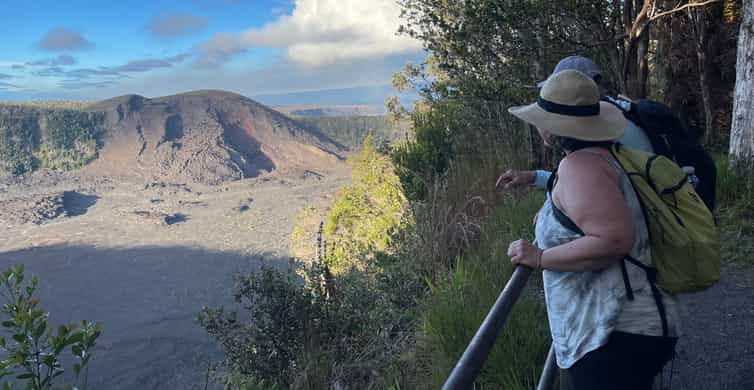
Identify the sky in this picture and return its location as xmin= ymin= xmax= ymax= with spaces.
xmin=0 ymin=0 xmax=425 ymax=101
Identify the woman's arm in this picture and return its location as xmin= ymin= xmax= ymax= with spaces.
xmin=508 ymin=151 xmax=635 ymax=272
xmin=546 ymin=152 xmax=635 ymax=271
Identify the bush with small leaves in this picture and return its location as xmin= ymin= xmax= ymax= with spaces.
xmin=0 ymin=265 xmax=101 ymax=390
xmin=199 ymin=252 xmax=422 ymax=389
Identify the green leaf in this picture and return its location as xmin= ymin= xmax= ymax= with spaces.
xmin=14 ymin=266 xmax=23 ymax=285
xmin=71 ymin=345 xmax=83 ymax=358
xmin=11 ymin=334 xmax=24 ymax=344
xmin=42 ymin=355 xmax=56 ymax=367
xmin=15 ymin=373 xmax=32 ymax=380
xmin=67 ymin=332 xmax=84 ymax=345
xmin=1 ymin=322 xmax=15 ymax=328
xmin=32 ymin=321 xmax=46 ymax=341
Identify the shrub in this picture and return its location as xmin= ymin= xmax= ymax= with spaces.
xmin=199 ymin=254 xmax=422 ymax=389
xmin=0 ymin=265 xmax=102 ymax=390
xmin=391 ymin=103 xmax=456 ymax=201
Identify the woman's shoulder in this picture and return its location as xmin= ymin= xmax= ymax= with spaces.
xmin=555 ymin=149 xmax=622 ymax=194
xmin=558 ymin=149 xmax=613 ymax=177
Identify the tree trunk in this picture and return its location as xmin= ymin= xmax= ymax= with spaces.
xmin=691 ymin=7 xmax=716 ymax=146
xmin=637 ymin=26 xmax=651 ymax=98
xmin=729 ymin=0 xmax=754 ymax=175
xmin=624 ymin=0 xmax=653 ymax=98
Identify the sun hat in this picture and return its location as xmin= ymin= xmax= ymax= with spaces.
xmin=509 ymin=69 xmax=625 ymax=141
xmin=537 ymin=55 xmax=603 ymax=88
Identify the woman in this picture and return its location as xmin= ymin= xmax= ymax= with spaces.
xmin=506 ymin=70 xmax=681 ymax=390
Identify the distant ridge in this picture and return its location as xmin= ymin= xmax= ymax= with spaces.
xmin=254 ymin=85 xmax=417 ymax=106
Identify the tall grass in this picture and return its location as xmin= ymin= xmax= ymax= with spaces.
xmin=415 ymin=190 xmax=550 ymax=389
xmin=715 ymin=157 xmax=754 ymax=266
xmin=393 ymin=99 xmax=551 ymax=388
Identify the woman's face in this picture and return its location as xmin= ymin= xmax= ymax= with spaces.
xmin=536 ymin=127 xmax=554 ymax=148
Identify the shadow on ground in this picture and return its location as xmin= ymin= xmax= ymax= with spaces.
xmin=62 ymin=191 xmax=98 ymax=217
xmin=0 ymin=244 xmax=294 ymax=390
xmin=165 ymin=213 xmax=189 ymax=225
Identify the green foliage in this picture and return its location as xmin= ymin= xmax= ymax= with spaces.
xmin=717 ymin=156 xmax=754 ymax=208
xmin=392 ymin=98 xmax=531 ymax=205
xmin=325 ymin=136 xmax=412 ymax=273
xmin=397 ymin=0 xmax=624 ymax=101
xmin=0 ymin=106 xmax=103 ymax=175
xmin=715 ymin=157 xmax=754 ymax=266
xmin=199 ymin=254 xmax=423 ymax=389
xmin=0 ymin=264 xmax=102 ymax=390
xmin=199 ymin=264 xmax=322 ymax=388
xmin=0 ymin=101 xmax=94 ymax=111
xmin=295 ymin=115 xmax=409 ymax=150
xmin=0 ymin=107 xmax=39 ymax=175
xmin=391 ymin=103 xmax=456 ymax=201
xmin=417 ymin=192 xmax=550 ymax=389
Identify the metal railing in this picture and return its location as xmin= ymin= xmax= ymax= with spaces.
xmin=441 ymin=265 xmax=558 ymax=390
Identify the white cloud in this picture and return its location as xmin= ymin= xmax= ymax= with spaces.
xmin=198 ymin=0 xmax=421 ymax=67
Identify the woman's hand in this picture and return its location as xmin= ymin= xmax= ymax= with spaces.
xmin=508 ymin=239 xmax=543 ymax=269
xmin=495 ymin=169 xmax=536 ymax=190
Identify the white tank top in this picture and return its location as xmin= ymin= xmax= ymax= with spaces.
xmin=535 ymin=150 xmax=682 ymax=368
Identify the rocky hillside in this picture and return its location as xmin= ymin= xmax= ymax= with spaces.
xmin=1 ymin=90 xmax=345 ymax=184
xmin=0 ymin=105 xmax=104 ymax=175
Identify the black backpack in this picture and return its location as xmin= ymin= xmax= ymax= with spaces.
xmin=607 ymin=97 xmax=717 ymax=211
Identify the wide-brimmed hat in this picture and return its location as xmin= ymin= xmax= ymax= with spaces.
xmin=537 ymin=55 xmax=603 ymax=88
xmin=509 ymin=70 xmax=625 ymax=142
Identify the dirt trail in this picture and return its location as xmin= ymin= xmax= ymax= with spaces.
xmin=670 ymin=262 xmax=754 ymax=390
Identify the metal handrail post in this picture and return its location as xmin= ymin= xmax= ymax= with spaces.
xmin=441 ymin=265 xmax=533 ymax=390
xmin=536 ymin=343 xmax=558 ymax=390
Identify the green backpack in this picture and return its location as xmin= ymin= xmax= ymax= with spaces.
xmin=610 ymin=143 xmax=720 ymax=294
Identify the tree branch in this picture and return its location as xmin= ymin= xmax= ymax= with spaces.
xmin=649 ymin=0 xmax=722 ymax=21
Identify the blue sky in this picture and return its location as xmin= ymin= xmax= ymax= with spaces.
xmin=0 ymin=0 xmax=424 ymax=101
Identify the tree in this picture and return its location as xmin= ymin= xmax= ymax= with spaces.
xmin=689 ymin=5 xmax=715 ymax=145
xmin=729 ymin=0 xmax=753 ymax=175
xmin=621 ymin=0 xmax=724 ymax=98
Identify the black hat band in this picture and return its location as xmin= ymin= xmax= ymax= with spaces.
xmin=537 ymin=97 xmax=600 ymax=117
